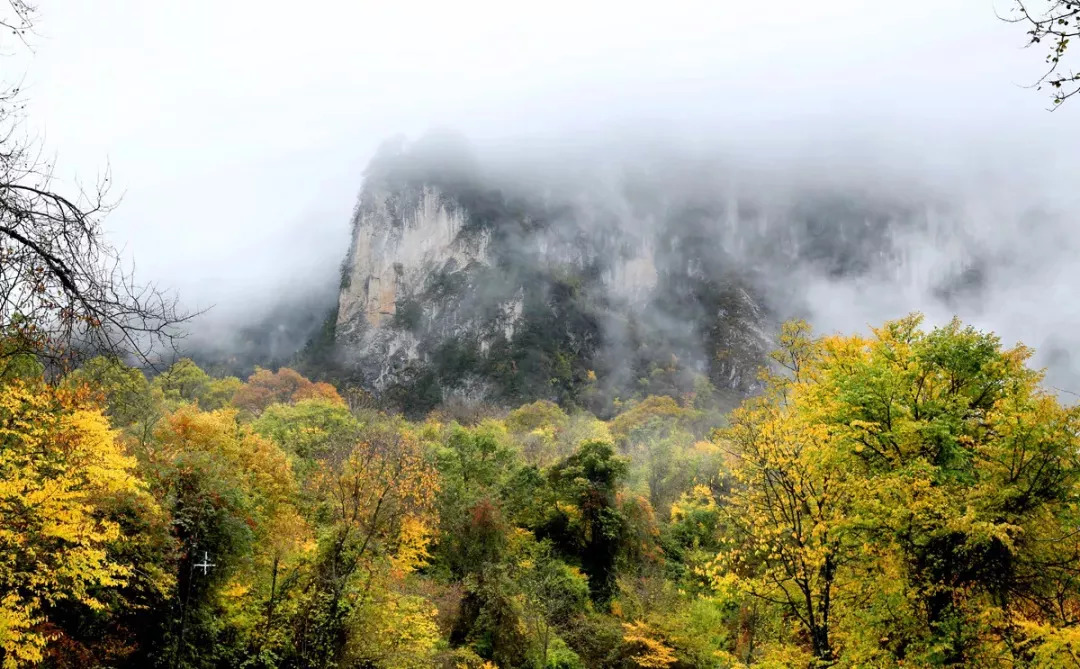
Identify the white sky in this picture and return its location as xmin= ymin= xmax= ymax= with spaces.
xmin=15 ymin=0 xmax=1077 ymax=320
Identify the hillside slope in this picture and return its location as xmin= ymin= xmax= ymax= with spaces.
xmin=331 ymin=134 xmax=985 ymax=415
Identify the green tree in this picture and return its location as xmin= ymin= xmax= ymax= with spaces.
xmin=505 ymin=400 xmax=571 ymax=467
xmin=251 ymin=398 xmax=363 ymax=482
xmin=153 ymin=359 xmax=212 ymax=406
xmin=708 ymin=315 xmax=1080 ymax=666
xmin=429 ymin=422 xmax=520 ymax=576
xmin=548 ymin=440 xmax=630 ymax=605
xmin=64 ymin=355 xmax=160 ymax=428
xmin=517 ymin=543 xmax=589 ymax=668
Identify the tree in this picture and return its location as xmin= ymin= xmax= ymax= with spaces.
xmin=548 ymin=440 xmax=630 ymax=605
xmin=63 ymin=355 xmax=159 ymax=427
xmin=231 ymin=367 xmax=343 ymax=416
xmin=144 ymin=405 xmax=300 ymax=669
xmin=1007 ymin=1 xmax=1080 ymax=106
xmin=0 ymin=377 xmax=160 ymax=667
xmin=709 ymin=315 xmax=1080 ymax=665
xmin=517 ymin=543 xmax=589 ymax=668
xmin=818 ymin=315 xmax=1080 ymax=664
xmin=0 ymin=1 xmax=191 ymax=369
xmin=711 ymin=321 xmax=851 ymax=664
xmin=153 ymin=359 xmax=212 ymax=406
xmin=666 ymin=484 xmax=723 ymax=578
xmin=504 ymin=400 xmax=571 ymax=467
xmin=251 ymin=398 xmax=362 ymax=469
xmin=433 ymin=423 xmax=518 ymax=543
xmin=620 ymin=620 xmax=677 ymax=669
xmin=446 ymin=499 xmax=533 ymax=668
xmin=289 ymin=422 xmax=438 ymax=668
xmin=343 ymin=590 xmax=441 ymax=668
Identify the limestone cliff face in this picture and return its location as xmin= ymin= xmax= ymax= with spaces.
xmin=333 ymin=160 xmax=772 ymax=414
xmin=337 ymin=184 xmax=485 ymax=337
xmin=336 ymin=180 xmax=490 ymax=391
xmin=332 ymin=137 xmax=984 ymax=415
xmin=334 ymin=170 xmax=673 ymax=401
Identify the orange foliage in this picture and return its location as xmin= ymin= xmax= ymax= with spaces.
xmin=292 ymin=381 xmax=342 ymax=404
xmin=231 ymin=367 xmax=344 ymax=415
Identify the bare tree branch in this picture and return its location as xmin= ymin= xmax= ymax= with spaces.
xmin=1004 ymin=1 xmax=1080 ymax=108
xmin=0 ymin=0 xmax=198 ymax=371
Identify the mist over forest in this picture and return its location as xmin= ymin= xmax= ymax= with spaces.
xmin=184 ymin=127 xmax=1080 ymax=406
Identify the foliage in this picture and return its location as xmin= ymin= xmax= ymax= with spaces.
xmin=344 ymin=590 xmax=442 ymax=668
xmin=251 ymin=398 xmax=362 ymax=479
xmin=231 ymin=366 xmax=344 ymax=416
xmin=63 ymin=355 xmax=160 ymax=427
xmin=145 ymin=404 xmax=301 ymax=668
xmin=5 ymin=315 xmax=1079 ymax=668
xmin=621 ymin=620 xmax=677 ymax=668
xmin=707 ymin=315 xmax=1080 ymax=665
xmin=289 ymin=421 xmax=439 ymax=668
xmin=548 ymin=440 xmax=631 ymax=604
xmin=608 ymin=396 xmax=694 ymax=447
xmin=393 ymin=297 xmax=425 ymax=332
xmin=295 ymin=305 xmax=340 ymax=379
xmin=1009 ymin=1 xmax=1080 ymax=106
xmin=153 ymin=358 xmax=212 ymax=404
xmin=0 ymin=378 xmax=161 ymax=667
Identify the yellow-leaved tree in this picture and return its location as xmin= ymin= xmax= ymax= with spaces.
xmin=709 ymin=320 xmax=854 ymax=664
xmin=709 ymin=315 xmax=1080 ymax=666
xmin=622 ymin=620 xmax=678 ymax=668
xmin=0 ymin=380 xmax=157 ymax=667
xmin=290 ymin=419 xmax=440 ymax=668
xmin=145 ymin=405 xmax=308 ymax=666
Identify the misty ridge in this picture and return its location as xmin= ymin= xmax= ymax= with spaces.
xmin=186 ymin=126 xmax=1080 ymax=410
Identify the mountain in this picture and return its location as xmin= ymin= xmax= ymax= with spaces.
xmin=328 ymin=133 xmax=985 ymax=416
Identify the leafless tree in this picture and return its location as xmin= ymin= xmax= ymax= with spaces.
xmin=1005 ymin=1 xmax=1080 ymax=108
xmin=0 ymin=1 xmax=194 ymax=370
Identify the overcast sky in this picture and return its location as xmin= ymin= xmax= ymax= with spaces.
xmin=15 ymin=0 xmax=1078 ymax=326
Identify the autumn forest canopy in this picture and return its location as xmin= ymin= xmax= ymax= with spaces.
xmin=2 ymin=313 xmax=1079 ymax=668
xmin=4 ymin=2 xmax=1080 ymax=668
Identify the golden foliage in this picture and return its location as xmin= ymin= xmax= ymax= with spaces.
xmin=622 ymin=620 xmax=678 ymax=668
xmin=0 ymin=381 xmax=155 ymax=667
xmin=346 ymin=591 xmax=441 ymax=669
xmin=710 ymin=315 xmax=1080 ymax=665
xmin=609 ymin=395 xmax=692 ymax=445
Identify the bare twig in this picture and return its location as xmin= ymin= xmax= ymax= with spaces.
xmin=0 ymin=0 xmax=197 ymax=371
xmin=1005 ymin=1 xmax=1080 ymax=108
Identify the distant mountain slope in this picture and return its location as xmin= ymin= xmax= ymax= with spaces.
xmin=331 ymin=133 xmax=982 ymax=416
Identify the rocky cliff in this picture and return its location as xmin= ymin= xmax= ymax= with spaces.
xmin=332 ymin=135 xmax=984 ymax=415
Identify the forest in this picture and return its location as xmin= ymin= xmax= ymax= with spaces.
xmin=2 ymin=314 xmax=1079 ymax=668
